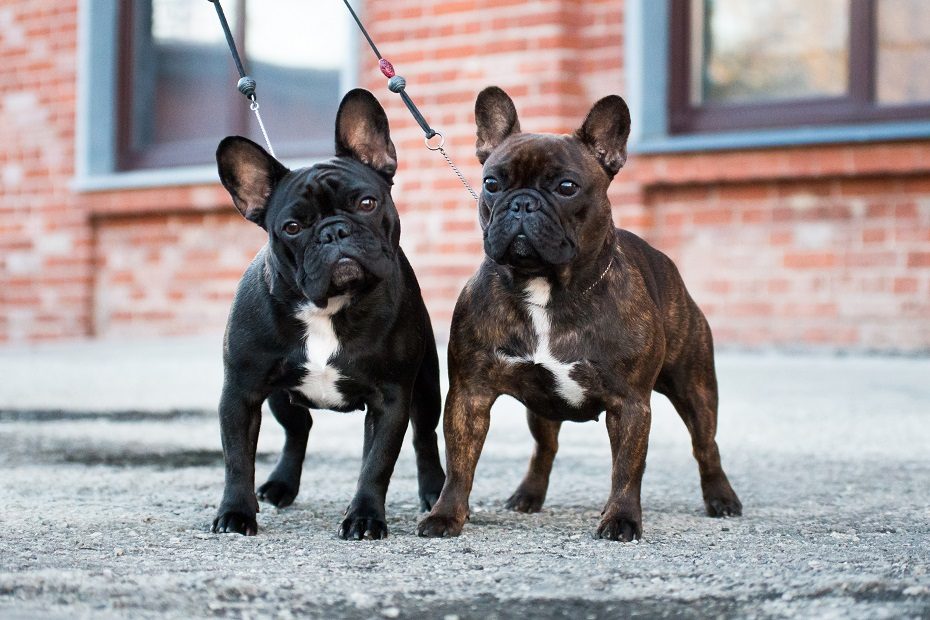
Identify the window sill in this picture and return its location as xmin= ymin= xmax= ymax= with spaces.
xmin=631 ymin=120 xmax=930 ymax=155
xmin=73 ymin=166 xmax=219 ymax=192
xmin=73 ymin=158 xmax=324 ymax=193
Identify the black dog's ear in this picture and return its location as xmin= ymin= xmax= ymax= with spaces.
xmin=216 ymin=136 xmax=289 ymax=228
xmin=335 ymin=89 xmax=397 ymax=179
xmin=574 ymin=95 xmax=631 ymax=178
xmin=475 ymin=86 xmax=521 ymax=164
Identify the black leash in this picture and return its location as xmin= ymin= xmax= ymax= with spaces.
xmin=207 ymin=0 xmax=275 ymax=157
xmin=207 ymin=0 xmax=477 ymax=201
xmin=341 ymin=0 xmax=436 ymax=140
xmin=341 ymin=0 xmax=478 ymax=201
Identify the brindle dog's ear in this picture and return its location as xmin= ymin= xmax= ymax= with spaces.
xmin=335 ymin=89 xmax=398 ymax=180
xmin=216 ymin=136 xmax=289 ymax=228
xmin=575 ymin=95 xmax=631 ymax=178
xmin=475 ymin=86 xmax=521 ymax=164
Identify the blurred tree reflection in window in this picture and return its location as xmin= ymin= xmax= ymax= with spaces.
xmin=693 ymin=0 xmax=849 ymax=104
xmin=670 ymin=0 xmax=930 ymax=134
xmin=877 ymin=0 xmax=930 ymax=104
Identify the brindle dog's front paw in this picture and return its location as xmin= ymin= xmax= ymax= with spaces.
xmin=417 ymin=513 xmax=465 ymax=538
xmin=595 ymin=513 xmax=641 ymax=542
xmin=212 ymin=510 xmax=258 ymax=536
xmin=338 ymin=514 xmax=388 ymax=540
xmin=702 ymin=475 xmax=742 ymax=517
xmin=257 ymin=480 xmax=298 ymax=508
xmin=704 ymin=490 xmax=742 ymax=517
xmin=505 ymin=485 xmax=546 ymax=513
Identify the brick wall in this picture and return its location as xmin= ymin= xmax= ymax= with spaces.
xmin=622 ymin=142 xmax=930 ymax=351
xmin=1 ymin=0 xmax=928 ymax=351
xmin=1 ymin=1 xmax=87 ymax=343
xmin=646 ymin=176 xmax=930 ymax=349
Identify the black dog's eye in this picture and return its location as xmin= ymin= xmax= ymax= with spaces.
xmin=556 ymin=180 xmax=579 ymax=197
xmin=283 ymin=221 xmax=302 ymax=235
xmin=483 ymin=177 xmax=500 ymax=193
xmin=358 ymin=197 xmax=378 ymax=212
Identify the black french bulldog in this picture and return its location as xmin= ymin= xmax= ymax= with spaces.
xmin=211 ymin=89 xmax=445 ymax=539
xmin=418 ymin=86 xmax=742 ymax=541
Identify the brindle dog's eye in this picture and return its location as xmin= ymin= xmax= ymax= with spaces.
xmin=483 ymin=177 xmax=500 ymax=193
xmin=557 ymin=180 xmax=579 ymax=197
xmin=358 ymin=197 xmax=378 ymax=212
xmin=283 ymin=221 xmax=301 ymax=235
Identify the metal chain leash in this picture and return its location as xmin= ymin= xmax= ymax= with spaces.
xmin=426 ymin=134 xmax=480 ymax=201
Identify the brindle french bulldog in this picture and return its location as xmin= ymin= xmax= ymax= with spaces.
xmin=418 ymin=86 xmax=742 ymax=541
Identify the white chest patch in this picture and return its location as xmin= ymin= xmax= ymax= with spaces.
xmin=500 ymin=278 xmax=587 ymax=407
xmin=294 ymin=295 xmax=349 ymax=408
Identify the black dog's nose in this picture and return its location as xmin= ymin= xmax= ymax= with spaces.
xmin=509 ymin=195 xmax=540 ymax=214
xmin=319 ymin=222 xmax=351 ymax=244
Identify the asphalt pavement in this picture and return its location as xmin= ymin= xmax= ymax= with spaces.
xmin=0 ymin=336 xmax=928 ymax=619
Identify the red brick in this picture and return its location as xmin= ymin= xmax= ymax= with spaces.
xmin=693 ymin=208 xmax=733 ymax=226
xmin=770 ymin=231 xmax=793 ymax=245
xmin=862 ymin=228 xmax=887 ymax=244
xmin=784 ymin=252 xmax=837 ymax=269
xmin=893 ymin=278 xmax=919 ymax=294
xmin=908 ymin=252 xmax=930 ymax=268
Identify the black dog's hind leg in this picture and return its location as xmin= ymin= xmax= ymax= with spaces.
xmin=257 ymin=390 xmax=312 ymax=509
xmin=409 ymin=336 xmax=446 ymax=511
xmin=339 ymin=385 xmax=411 ymax=540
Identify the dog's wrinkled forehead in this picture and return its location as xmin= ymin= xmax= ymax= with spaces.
xmin=485 ymin=134 xmax=597 ymax=187
xmin=273 ymin=157 xmax=387 ymax=211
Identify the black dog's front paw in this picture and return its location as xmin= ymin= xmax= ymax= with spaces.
xmin=505 ymin=486 xmax=546 ymax=513
xmin=417 ymin=468 xmax=446 ymax=512
xmin=419 ymin=492 xmax=441 ymax=513
xmin=338 ymin=514 xmax=388 ymax=540
xmin=595 ymin=513 xmax=641 ymax=542
xmin=257 ymin=480 xmax=298 ymax=508
xmin=212 ymin=510 xmax=258 ymax=536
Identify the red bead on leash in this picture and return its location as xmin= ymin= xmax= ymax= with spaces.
xmin=379 ymin=59 xmax=395 ymax=78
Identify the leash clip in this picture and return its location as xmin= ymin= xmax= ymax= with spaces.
xmin=425 ymin=133 xmax=445 ymax=151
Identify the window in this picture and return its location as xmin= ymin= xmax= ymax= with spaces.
xmin=116 ymin=0 xmax=351 ymax=170
xmin=668 ymin=0 xmax=930 ymax=134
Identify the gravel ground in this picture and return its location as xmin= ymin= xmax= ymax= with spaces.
xmin=0 ymin=342 xmax=928 ymax=619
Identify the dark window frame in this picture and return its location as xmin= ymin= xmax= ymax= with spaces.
xmin=116 ymin=0 xmax=341 ymax=171
xmin=668 ymin=0 xmax=930 ymax=134
xmin=117 ymin=0 xmax=251 ymax=170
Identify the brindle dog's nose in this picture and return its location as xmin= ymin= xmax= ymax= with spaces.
xmin=318 ymin=221 xmax=351 ymax=244
xmin=509 ymin=195 xmax=540 ymax=214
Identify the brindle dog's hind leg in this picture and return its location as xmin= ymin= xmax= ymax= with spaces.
xmin=506 ymin=409 xmax=561 ymax=513
xmin=656 ymin=324 xmax=742 ymax=518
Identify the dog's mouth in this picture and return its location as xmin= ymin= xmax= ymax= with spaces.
xmin=330 ymin=257 xmax=365 ymax=290
xmin=504 ymin=234 xmax=542 ymax=267
xmin=300 ymin=240 xmax=397 ymax=307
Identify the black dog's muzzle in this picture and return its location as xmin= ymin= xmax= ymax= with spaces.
xmin=316 ymin=217 xmax=354 ymax=248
